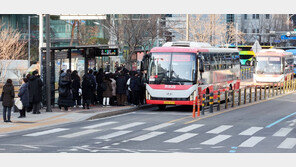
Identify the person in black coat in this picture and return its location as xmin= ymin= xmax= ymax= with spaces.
xmin=18 ymin=78 xmax=29 ymax=118
xmin=28 ymin=70 xmax=43 ymax=114
xmin=96 ymin=68 xmax=104 ymax=105
xmin=82 ymin=74 xmax=93 ymax=109
xmin=130 ymin=72 xmax=141 ymax=106
xmin=116 ymin=71 xmax=127 ymax=106
xmin=1 ymin=79 xmax=15 ymax=122
xmin=71 ymin=70 xmax=81 ymax=107
xmin=58 ymin=69 xmax=74 ymax=111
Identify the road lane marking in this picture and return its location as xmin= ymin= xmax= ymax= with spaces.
xmin=206 ymin=125 xmax=233 ymax=134
xmin=112 ymin=122 xmax=145 ymax=130
xmin=164 ymin=133 xmax=197 ymax=143
xmin=273 ymin=128 xmax=293 ymax=137
xmin=184 ymin=92 xmax=295 ymax=124
xmin=144 ymin=123 xmax=174 ymax=131
xmin=95 ymin=131 xmax=131 ymax=139
xmin=130 ymin=132 xmax=165 ymax=141
xmin=239 ymin=127 xmax=263 ymax=136
xmin=174 ymin=124 xmax=204 ymax=133
xmin=167 ymin=116 xmax=192 ymax=123
xmin=277 ymin=138 xmax=296 ymax=149
xmin=200 ymin=135 xmax=231 ymax=145
xmin=23 ymin=128 xmax=69 ymax=137
xmin=59 ymin=129 xmax=100 ymax=138
xmin=239 ymin=136 xmax=265 ymax=147
xmin=82 ymin=122 xmax=117 ymax=129
xmin=266 ymin=112 xmax=296 ymax=128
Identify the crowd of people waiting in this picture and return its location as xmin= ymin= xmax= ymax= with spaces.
xmin=1 ymin=70 xmax=43 ymax=122
xmin=57 ymin=66 xmax=147 ymax=111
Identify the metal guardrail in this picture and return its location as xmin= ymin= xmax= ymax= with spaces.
xmin=192 ymin=79 xmax=296 ymax=118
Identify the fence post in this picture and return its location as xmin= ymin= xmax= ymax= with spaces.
xmin=255 ymin=86 xmax=257 ymax=101
xmin=280 ymin=82 xmax=282 ymax=94
xmin=197 ymin=96 xmax=200 ymax=117
xmin=238 ymin=89 xmax=241 ymax=106
xmin=259 ymin=86 xmax=262 ymax=100
xmin=209 ymin=92 xmax=213 ymax=113
xmin=276 ymin=83 xmax=279 ymax=96
xmin=192 ymin=94 xmax=196 ymax=118
xmin=201 ymin=94 xmax=205 ymax=115
xmin=249 ymin=86 xmax=252 ymax=103
xmin=232 ymin=90 xmax=235 ymax=107
xmin=225 ymin=90 xmax=228 ymax=109
xmin=244 ymin=87 xmax=247 ymax=104
xmin=264 ymin=85 xmax=267 ymax=99
xmin=272 ymin=83 xmax=275 ymax=97
xmin=268 ymin=84 xmax=271 ymax=98
xmin=217 ymin=91 xmax=221 ymax=111
xmin=283 ymin=81 xmax=286 ymax=94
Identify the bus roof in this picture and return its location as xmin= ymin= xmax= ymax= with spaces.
xmin=256 ymin=49 xmax=293 ymax=57
xmin=150 ymin=47 xmax=239 ymax=53
xmin=286 ymin=49 xmax=296 ymax=55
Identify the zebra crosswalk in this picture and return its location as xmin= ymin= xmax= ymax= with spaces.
xmin=20 ymin=121 xmax=296 ymax=150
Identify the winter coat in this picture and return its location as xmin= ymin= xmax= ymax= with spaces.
xmin=18 ymin=82 xmax=29 ymax=107
xmin=116 ymin=75 xmax=127 ymax=94
xmin=102 ymin=79 xmax=113 ymax=98
xmin=2 ymin=83 xmax=15 ymax=107
xmin=28 ymin=75 xmax=43 ymax=103
xmin=110 ymin=78 xmax=116 ymax=96
xmin=58 ymin=73 xmax=74 ymax=107
xmin=130 ymin=76 xmax=141 ymax=92
xmin=71 ymin=75 xmax=81 ymax=100
xmin=82 ymin=74 xmax=93 ymax=101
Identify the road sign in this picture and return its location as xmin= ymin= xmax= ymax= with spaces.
xmin=251 ymin=40 xmax=262 ymax=53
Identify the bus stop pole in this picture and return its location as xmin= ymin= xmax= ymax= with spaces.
xmin=45 ymin=14 xmax=51 ymax=112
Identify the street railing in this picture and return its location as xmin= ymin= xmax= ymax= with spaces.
xmin=192 ymin=79 xmax=296 ymax=118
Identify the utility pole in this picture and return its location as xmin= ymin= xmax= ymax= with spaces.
xmin=28 ymin=16 xmax=31 ymax=68
xmin=186 ymin=14 xmax=189 ymax=41
xmin=39 ymin=14 xmax=43 ymax=72
xmin=235 ymin=23 xmax=238 ymax=48
xmin=45 ymin=14 xmax=51 ymax=112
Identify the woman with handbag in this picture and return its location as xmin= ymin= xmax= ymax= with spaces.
xmin=18 ymin=78 xmax=29 ymax=118
xmin=1 ymin=79 xmax=15 ymax=122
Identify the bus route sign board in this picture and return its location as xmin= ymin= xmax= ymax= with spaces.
xmin=98 ymin=48 xmax=118 ymax=56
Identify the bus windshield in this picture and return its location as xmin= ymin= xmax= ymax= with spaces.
xmin=255 ymin=56 xmax=282 ymax=75
xmin=149 ymin=52 xmax=196 ymax=84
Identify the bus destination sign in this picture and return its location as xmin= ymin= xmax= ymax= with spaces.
xmin=98 ymin=48 xmax=118 ymax=56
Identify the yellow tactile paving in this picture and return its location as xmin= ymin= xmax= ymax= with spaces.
xmin=0 ymin=118 xmax=70 ymax=134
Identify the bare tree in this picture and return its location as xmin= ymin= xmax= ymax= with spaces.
xmin=0 ymin=24 xmax=27 ymax=83
xmin=169 ymin=14 xmax=244 ymax=46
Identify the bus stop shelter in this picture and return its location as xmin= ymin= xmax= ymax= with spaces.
xmin=40 ymin=45 xmax=118 ymax=107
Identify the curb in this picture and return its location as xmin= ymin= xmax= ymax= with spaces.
xmin=86 ymin=104 xmax=154 ymax=120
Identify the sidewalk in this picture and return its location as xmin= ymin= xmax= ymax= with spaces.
xmin=0 ymin=103 xmax=151 ymax=135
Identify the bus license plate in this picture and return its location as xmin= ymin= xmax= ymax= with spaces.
xmin=164 ymin=101 xmax=175 ymax=104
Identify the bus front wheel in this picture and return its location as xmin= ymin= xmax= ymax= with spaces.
xmin=158 ymin=105 xmax=166 ymax=110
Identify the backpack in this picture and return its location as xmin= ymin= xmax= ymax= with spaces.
xmin=101 ymin=82 xmax=107 ymax=91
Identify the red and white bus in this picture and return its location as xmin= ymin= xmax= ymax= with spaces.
xmin=143 ymin=41 xmax=241 ymax=110
xmin=253 ymin=49 xmax=294 ymax=84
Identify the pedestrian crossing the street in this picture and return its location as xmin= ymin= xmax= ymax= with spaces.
xmin=18 ymin=121 xmax=296 ymax=151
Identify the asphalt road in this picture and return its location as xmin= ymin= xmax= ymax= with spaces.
xmin=1 ymin=92 xmax=296 ymax=153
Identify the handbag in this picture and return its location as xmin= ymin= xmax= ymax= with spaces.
xmin=14 ymin=97 xmax=23 ymax=110
xmin=78 ymin=88 xmax=82 ymax=96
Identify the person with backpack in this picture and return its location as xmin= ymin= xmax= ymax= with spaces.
xmin=116 ymin=71 xmax=127 ymax=106
xmin=82 ymin=73 xmax=93 ymax=109
xmin=102 ymin=73 xmax=113 ymax=107
xmin=58 ymin=69 xmax=74 ymax=111
xmin=28 ymin=70 xmax=43 ymax=114
xmin=1 ymin=79 xmax=15 ymax=122
xmin=71 ymin=70 xmax=82 ymax=108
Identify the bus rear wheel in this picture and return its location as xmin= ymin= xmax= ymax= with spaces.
xmin=158 ymin=105 xmax=166 ymax=110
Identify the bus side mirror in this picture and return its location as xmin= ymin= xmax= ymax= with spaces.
xmin=199 ymin=60 xmax=204 ymax=73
